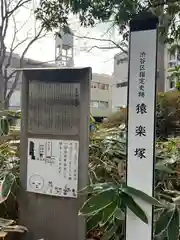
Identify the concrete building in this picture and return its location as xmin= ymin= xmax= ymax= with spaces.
xmin=112 ymin=52 xmax=128 ymax=112
xmin=164 ymin=46 xmax=180 ymax=91
xmin=5 ymin=52 xmax=56 ymax=110
xmin=54 ymin=27 xmax=112 ymax=120
xmin=90 ymin=73 xmax=112 ymax=121
xmin=6 ymin=53 xmax=112 ymax=120
xmin=112 ymin=42 xmax=168 ymax=111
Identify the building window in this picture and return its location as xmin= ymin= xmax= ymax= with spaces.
xmin=90 ymin=101 xmax=99 ymax=108
xmin=169 ymin=53 xmax=175 ymax=61
xmin=116 ymin=81 xmax=128 ymax=88
xmin=169 ymin=53 xmax=176 ymax=61
xmin=98 ymin=83 xmax=105 ymax=89
xmin=115 ymin=106 xmax=121 ymax=111
xmin=98 ymin=83 xmax=109 ymax=90
xmin=177 ymin=53 xmax=180 ymax=61
xmin=169 ymin=77 xmax=176 ymax=89
xmin=169 ymin=61 xmax=176 ymax=68
xmin=91 ymin=82 xmax=109 ymax=90
xmin=99 ymin=101 xmax=108 ymax=108
xmin=91 ymin=83 xmax=98 ymax=88
xmin=105 ymin=84 xmax=109 ymax=90
xmin=116 ymin=57 xmax=128 ymax=65
xmin=90 ymin=100 xmax=109 ymax=108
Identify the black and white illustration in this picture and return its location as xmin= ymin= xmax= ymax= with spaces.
xmin=29 ymin=174 xmax=44 ymax=190
xmin=27 ymin=138 xmax=79 ymax=198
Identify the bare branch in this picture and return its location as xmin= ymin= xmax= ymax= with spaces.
xmin=12 ymin=37 xmax=30 ymax=52
xmin=8 ymin=14 xmax=17 ymax=52
xmin=0 ymin=0 xmax=9 ymax=69
xmin=74 ymin=34 xmax=128 ymax=54
xmin=7 ymin=0 xmax=14 ymax=8
xmin=5 ymin=27 xmax=46 ymax=104
xmin=20 ymin=28 xmax=45 ymax=61
xmin=2 ymin=0 xmax=8 ymax=38
xmin=14 ymin=12 xmax=32 ymax=35
xmin=5 ymin=70 xmax=16 ymax=82
xmin=4 ymin=13 xmax=30 ymax=76
xmin=1 ymin=0 xmax=4 ymax=24
xmin=87 ymin=45 xmax=118 ymax=52
xmin=3 ymin=14 xmax=17 ymax=94
xmin=7 ymin=0 xmax=31 ymax=17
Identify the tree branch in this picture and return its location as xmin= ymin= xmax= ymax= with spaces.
xmin=74 ymin=34 xmax=128 ymax=54
xmin=3 ymin=14 xmax=17 ymax=97
xmin=0 ymin=0 xmax=8 ymax=68
xmin=2 ymin=0 xmax=8 ymax=39
xmin=87 ymin=45 xmax=119 ymax=52
xmin=4 ymin=12 xmax=32 ymax=89
xmin=7 ymin=0 xmax=31 ymax=17
xmin=5 ymin=27 xmax=46 ymax=105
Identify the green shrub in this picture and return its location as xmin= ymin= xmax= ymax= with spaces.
xmin=157 ymin=92 xmax=180 ymax=138
xmin=102 ymin=92 xmax=180 ymax=138
xmin=83 ymin=127 xmax=180 ymax=240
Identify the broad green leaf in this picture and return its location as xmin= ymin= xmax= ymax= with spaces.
xmin=0 ymin=218 xmax=14 ymax=227
xmin=172 ymin=196 xmax=180 ymax=204
xmin=79 ymin=189 xmax=117 ymax=216
xmin=102 ymin=224 xmax=118 ymax=240
xmin=155 ymin=164 xmax=175 ymax=173
xmin=121 ymin=192 xmax=148 ymax=224
xmin=167 ymin=207 xmax=179 ymax=240
xmin=155 ymin=204 xmax=175 ymax=236
xmin=168 ymin=68 xmax=176 ymax=73
xmin=0 ymin=118 xmax=9 ymax=135
xmin=87 ymin=212 xmax=102 ymax=232
xmin=123 ymin=186 xmax=162 ymax=206
xmin=114 ymin=207 xmax=125 ymax=220
xmin=79 ymin=182 xmax=116 ymax=194
xmin=100 ymin=200 xmax=117 ymax=226
xmin=1 ymin=173 xmax=15 ymax=200
xmin=90 ymin=114 xmax=95 ymax=123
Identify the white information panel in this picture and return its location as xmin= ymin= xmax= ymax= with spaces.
xmin=126 ymin=28 xmax=157 ymax=240
xmin=27 ymin=138 xmax=79 ymax=198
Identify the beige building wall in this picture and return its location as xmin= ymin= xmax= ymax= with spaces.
xmin=112 ymin=42 xmax=169 ymax=112
xmin=5 ymin=52 xmax=56 ymax=110
xmin=164 ymin=45 xmax=180 ymax=92
xmin=90 ymin=73 xmax=112 ymax=118
xmin=112 ymin=52 xmax=128 ymax=111
xmin=6 ymin=53 xmax=113 ymax=118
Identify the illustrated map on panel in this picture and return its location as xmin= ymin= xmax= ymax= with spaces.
xmin=27 ymin=138 xmax=79 ymax=198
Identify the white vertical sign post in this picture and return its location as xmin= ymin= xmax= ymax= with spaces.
xmin=126 ymin=13 xmax=158 ymax=240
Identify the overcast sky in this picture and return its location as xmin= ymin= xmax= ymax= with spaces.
xmin=5 ymin=1 xmax=122 ymax=75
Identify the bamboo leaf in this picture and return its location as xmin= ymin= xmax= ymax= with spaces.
xmin=100 ymin=201 xmax=117 ymax=226
xmin=79 ymin=189 xmax=117 ymax=216
xmin=167 ymin=207 xmax=179 ymax=240
xmin=155 ymin=164 xmax=175 ymax=174
xmin=0 ymin=118 xmax=9 ymax=136
xmin=1 ymin=173 xmax=15 ymax=202
xmin=123 ymin=186 xmax=162 ymax=206
xmin=102 ymin=224 xmax=118 ymax=240
xmin=155 ymin=204 xmax=175 ymax=236
xmin=79 ymin=182 xmax=116 ymax=195
xmin=172 ymin=196 xmax=180 ymax=204
xmin=0 ymin=218 xmax=14 ymax=226
xmin=121 ymin=192 xmax=148 ymax=224
xmin=168 ymin=68 xmax=176 ymax=73
xmin=114 ymin=207 xmax=125 ymax=220
xmin=87 ymin=212 xmax=102 ymax=232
